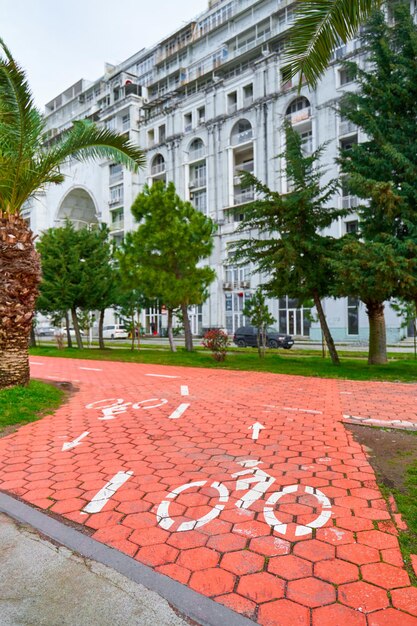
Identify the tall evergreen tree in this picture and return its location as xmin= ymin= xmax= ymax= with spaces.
xmin=119 ymin=182 xmax=216 ymax=352
xmin=234 ymin=122 xmax=345 ymax=365
xmin=337 ymin=5 xmax=417 ymax=364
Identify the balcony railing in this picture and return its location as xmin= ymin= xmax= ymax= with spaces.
xmin=189 ymin=177 xmax=207 ymax=189
xmin=109 ymin=172 xmax=123 ymax=185
xmin=151 ymin=162 xmax=166 ymax=175
xmin=231 ymin=128 xmax=253 ymax=146
xmin=110 ymin=219 xmax=124 ymax=231
xmin=342 ymin=195 xmax=359 ymax=209
xmin=227 ymin=102 xmax=238 ymax=114
xmin=339 ymin=120 xmax=357 ymax=136
xmin=189 ymin=147 xmax=206 ymax=161
xmin=286 ymin=107 xmax=312 ymax=126
xmin=234 ymin=160 xmax=254 ymax=174
xmin=109 ymin=197 xmax=124 ymax=206
xmin=234 ymin=188 xmax=254 ymax=205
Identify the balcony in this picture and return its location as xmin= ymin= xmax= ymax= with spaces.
xmin=151 ymin=162 xmax=166 ymax=176
xmin=342 ymin=195 xmax=359 ymax=210
xmin=234 ymin=188 xmax=254 ymax=205
xmin=109 ymin=197 xmax=124 ymax=207
xmin=109 ymin=172 xmax=123 ymax=185
xmin=189 ymin=177 xmax=207 ymax=189
xmin=110 ymin=219 xmax=124 ymax=232
xmin=339 ymin=120 xmax=357 ymax=136
xmin=189 ymin=147 xmax=206 ymax=161
xmin=234 ymin=161 xmax=254 ymax=175
xmin=286 ymin=107 xmax=312 ymax=126
xmin=227 ymin=103 xmax=238 ymax=114
xmin=231 ymin=128 xmax=253 ymax=146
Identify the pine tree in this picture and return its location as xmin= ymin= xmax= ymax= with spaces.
xmin=234 ymin=122 xmax=345 ymax=365
xmin=338 ymin=5 xmax=417 ymax=364
xmin=243 ymin=288 xmax=276 ymax=359
xmin=118 ymin=182 xmax=216 ymax=351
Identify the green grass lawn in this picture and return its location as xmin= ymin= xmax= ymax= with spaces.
xmin=30 ymin=345 xmax=417 ymax=382
xmin=392 ymin=461 xmax=417 ymax=582
xmin=0 ymin=380 xmax=64 ymax=431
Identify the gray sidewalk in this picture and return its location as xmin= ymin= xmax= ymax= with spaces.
xmin=0 ymin=513 xmax=190 ymax=626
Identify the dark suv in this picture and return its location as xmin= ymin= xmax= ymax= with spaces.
xmin=233 ymin=326 xmax=294 ymax=349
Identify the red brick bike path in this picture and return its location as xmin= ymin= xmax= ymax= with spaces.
xmin=1 ymin=356 xmax=417 ymax=626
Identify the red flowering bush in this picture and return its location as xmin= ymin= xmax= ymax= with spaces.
xmin=202 ymin=329 xmax=230 ymax=362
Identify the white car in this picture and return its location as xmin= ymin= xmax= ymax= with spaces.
xmin=102 ymin=324 xmax=129 ymax=339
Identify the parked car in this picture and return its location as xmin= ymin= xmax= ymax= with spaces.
xmin=68 ymin=328 xmax=86 ymax=337
xmin=102 ymin=324 xmax=129 ymax=340
xmin=233 ymin=326 xmax=294 ymax=349
xmin=36 ymin=326 xmax=56 ymax=337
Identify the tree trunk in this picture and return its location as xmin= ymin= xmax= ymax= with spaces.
xmin=71 ymin=308 xmax=83 ymax=349
xmin=167 ymin=308 xmax=176 ymax=352
xmin=65 ymin=311 xmax=73 ymax=348
xmin=312 ymin=290 xmax=340 ymax=366
xmin=181 ymin=303 xmax=193 ymax=351
xmin=98 ymin=309 xmax=105 ymax=350
xmin=136 ymin=308 xmax=141 ymax=350
xmin=0 ymin=213 xmax=41 ymax=389
xmin=366 ymin=301 xmax=387 ymax=365
xmin=29 ymin=323 xmax=37 ymax=348
xmin=130 ymin=313 xmax=135 ymax=351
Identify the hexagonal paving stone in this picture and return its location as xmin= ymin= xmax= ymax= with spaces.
xmin=221 ymin=550 xmax=264 ymax=576
xmin=206 ymin=532 xmax=247 ymax=552
xmin=268 ymin=554 xmax=312 ymax=580
xmin=315 ymin=558 xmax=359 ymax=585
xmin=337 ymin=543 xmax=380 ymax=565
xmin=361 ymin=562 xmax=410 ymax=589
xmin=249 ymin=535 xmax=291 ymax=557
xmin=189 ymin=567 xmax=236 ymax=597
xmin=357 ymin=530 xmax=399 ymax=550
xmin=293 ymin=539 xmax=335 ymax=562
xmin=258 ymin=598 xmax=310 ymax=626
xmin=216 ymin=593 xmax=256 ymax=619
xmin=312 ymin=602 xmax=367 ymax=626
xmin=232 ymin=520 xmax=271 ymax=539
xmin=177 ymin=547 xmax=219 ymax=571
xmin=367 ymin=608 xmax=417 ymax=626
xmin=287 ymin=576 xmax=336 ymax=608
xmin=338 ymin=581 xmax=390 ymax=613
xmin=237 ymin=572 xmax=286 ymax=603
xmin=135 ymin=543 xmax=178 ymax=567
xmin=391 ymin=587 xmax=417 ymax=616
xmin=315 ymin=526 xmax=354 ymax=545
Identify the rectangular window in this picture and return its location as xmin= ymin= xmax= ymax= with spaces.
xmin=147 ymin=129 xmax=155 ymax=147
xmin=243 ymin=83 xmax=253 ymax=106
xmin=192 ymin=190 xmax=207 ymax=214
xmin=227 ymin=91 xmax=237 ymax=114
xmin=197 ymin=106 xmax=205 ymax=124
xmin=339 ymin=67 xmax=356 ymax=86
xmin=110 ymin=184 xmax=123 ymax=205
xmin=345 ymin=220 xmax=359 ymax=234
xmin=122 ymin=114 xmax=130 ymax=131
xmin=184 ymin=113 xmax=192 ymax=132
xmin=190 ymin=162 xmax=207 ymax=188
xmin=347 ymin=297 xmax=359 ymax=335
xmin=109 ymin=163 xmax=123 ymax=184
xmin=159 ymin=124 xmax=166 ymax=143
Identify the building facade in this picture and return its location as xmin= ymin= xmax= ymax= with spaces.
xmin=30 ymin=0 xmax=411 ymax=341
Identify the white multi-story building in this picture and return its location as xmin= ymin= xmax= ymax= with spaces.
xmin=30 ymin=0 xmax=410 ymax=341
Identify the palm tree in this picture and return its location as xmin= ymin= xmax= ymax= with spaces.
xmin=284 ymin=0 xmax=382 ymax=87
xmin=0 ymin=39 xmax=146 ymax=389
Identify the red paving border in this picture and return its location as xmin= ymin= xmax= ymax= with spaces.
xmin=1 ymin=356 xmax=417 ymax=626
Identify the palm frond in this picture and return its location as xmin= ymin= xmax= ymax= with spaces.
xmin=283 ymin=0 xmax=381 ymax=87
xmin=50 ymin=121 xmax=146 ymax=172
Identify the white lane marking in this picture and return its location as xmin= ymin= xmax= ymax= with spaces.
xmin=146 ymin=373 xmax=179 ymax=379
xmin=132 ymin=398 xmax=168 ymax=409
xmin=180 ymin=385 xmax=189 ymax=396
xmin=168 ymin=403 xmax=190 ymax=419
xmin=29 ymin=361 xmax=44 ymax=365
xmin=282 ymin=407 xmax=322 ymax=415
xmin=46 ymin=375 xmax=63 ymax=380
xmin=62 ymin=432 xmax=89 ymax=452
xmin=249 ymin=422 xmax=265 ymax=441
xmin=340 ymin=391 xmax=353 ymax=395
xmin=79 ymin=367 xmax=102 ymax=371
xmin=82 ymin=471 xmax=133 ymax=514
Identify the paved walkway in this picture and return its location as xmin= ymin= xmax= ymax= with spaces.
xmin=1 ymin=356 xmax=417 ymax=625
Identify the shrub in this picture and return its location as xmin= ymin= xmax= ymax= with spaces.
xmin=202 ymin=329 xmax=230 ymax=362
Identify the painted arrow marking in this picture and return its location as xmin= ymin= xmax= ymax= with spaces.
xmin=82 ymin=471 xmax=133 ymax=514
xmin=168 ymin=403 xmax=190 ymax=419
xmin=249 ymin=422 xmax=265 ymax=441
xmin=62 ymin=431 xmax=90 ymax=451
xmin=180 ymin=385 xmax=189 ymax=396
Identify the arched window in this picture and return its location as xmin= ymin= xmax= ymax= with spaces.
xmin=286 ymin=97 xmax=311 ymax=116
xmin=231 ymin=119 xmax=253 ymax=145
xmin=151 ymin=153 xmax=165 ymax=175
xmin=189 ymin=138 xmax=205 ymax=160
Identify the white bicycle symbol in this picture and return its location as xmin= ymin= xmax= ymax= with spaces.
xmin=156 ymin=459 xmax=332 ymax=538
xmin=86 ymin=397 xmax=168 ymax=420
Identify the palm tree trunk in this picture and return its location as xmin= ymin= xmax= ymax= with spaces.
xmin=312 ymin=290 xmax=340 ymax=366
xmin=0 ymin=213 xmax=41 ymax=389
xmin=167 ymin=308 xmax=176 ymax=352
xmin=366 ymin=300 xmax=387 ymax=365
xmin=98 ymin=309 xmax=105 ymax=350
xmin=181 ymin=303 xmax=193 ymax=352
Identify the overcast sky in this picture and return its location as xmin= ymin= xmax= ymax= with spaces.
xmin=2 ymin=0 xmax=208 ymax=109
